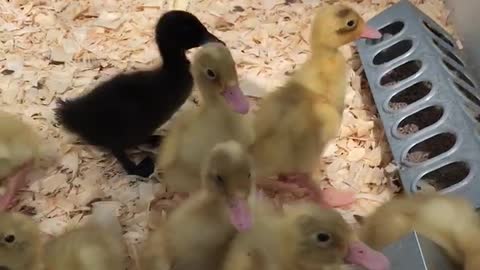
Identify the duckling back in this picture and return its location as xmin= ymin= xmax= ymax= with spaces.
xmin=44 ymin=223 xmax=126 ymax=270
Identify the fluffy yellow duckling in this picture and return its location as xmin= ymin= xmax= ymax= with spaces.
xmin=157 ymin=42 xmax=253 ymax=196
xmin=251 ymin=4 xmax=382 ymax=207
xmin=0 ymin=212 xmax=42 ymax=270
xmin=141 ymin=140 xmax=254 ymax=270
xmin=223 ymin=200 xmax=390 ymax=270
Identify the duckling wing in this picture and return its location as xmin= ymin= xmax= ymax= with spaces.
xmin=312 ymin=100 xmax=342 ymax=145
xmin=157 ymin=109 xmax=197 ymax=170
xmin=252 ymin=90 xmax=288 ymax=143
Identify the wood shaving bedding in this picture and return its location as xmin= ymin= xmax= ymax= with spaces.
xmin=0 ymin=0 xmax=455 ymax=267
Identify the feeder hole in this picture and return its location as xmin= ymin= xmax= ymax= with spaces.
xmin=443 ymin=60 xmax=475 ymax=88
xmin=432 ymin=39 xmax=464 ymax=67
xmin=406 ymin=133 xmax=456 ymax=163
xmin=373 ymin=39 xmax=413 ymax=65
xmin=389 ymin=81 xmax=432 ymax=110
xmin=366 ymin=21 xmax=405 ymax=45
xmin=416 ymin=161 xmax=469 ymax=191
xmin=380 ymin=60 xmax=422 ymax=87
xmin=422 ymin=21 xmax=455 ymax=48
xmin=454 ymin=82 xmax=480 ymax=108
xmin=397 ymin=106 xmax=443 ymax=135
xmin=380 ymin=21 xmax=405 ymax=35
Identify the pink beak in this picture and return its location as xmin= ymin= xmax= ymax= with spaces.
xmin=360 ymin=25 xmax=382 ymax=39
xmin=221 ymin=84 xmax=250 ymax=114
xmin=345 ymin=241 xmax=391 ymax=270
xmin=228 ymin=198 xmax=252 ymax=231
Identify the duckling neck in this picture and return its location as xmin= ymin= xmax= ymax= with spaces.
xmin=202 ymin=190 xmax=234 ymax=223
xmin=199 ymin=89 xmax=230 ymax=111
xmin=311 ymin=42 xmax=338 ymax=55
xmin=293 ymin=46 xmax=346 ymax=109
xmin=310 ymin=44 xmax=341 ymax=64
xmin=159 ymin=46 xmax=189 ymax=69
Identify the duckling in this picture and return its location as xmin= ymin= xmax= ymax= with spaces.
xmin=0 ymin=212 xmax=42 ymax=270
xmin=355 ymin=193 xmax=480 ymax=270
xmin=44 ymin=208 xmax=127 ymax=270
xmin=0 ymin=111 xmax=41 ymax=211
xmin=223 ymin=200 xmax=390 ymax=270
xmin=250 ymin=4 xmax=382 ymax=207
xmin=157 ymin=42 xmax=252 ymax=194
xmin=141 ymin=140 xmax=254 ymax=270
xmin=54 ymin=10 xmax=224 ymax=178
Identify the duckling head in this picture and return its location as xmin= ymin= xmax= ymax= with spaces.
xmin=155 ymin=10 xmax=224 ymax=52
xmin=191 ymin=42 xmax=250 ymax=114
xmin=289 ymin=203 xmax=390 ymax=270
xmin=310 ymin=4 xmax=381 ymax=50
xmin=0 ymin=212 xmax=40 ymax=270
xmin=201 ymin=140 xmax=254 ymax=231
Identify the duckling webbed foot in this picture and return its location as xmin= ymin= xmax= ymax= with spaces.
xmin=318 ymin=187 xmax=356 ymax=208
xmin=135 ymin=157 xmax=155 ymax=178
xmin=112 ymin=150 xmax=155 ymax=178
xmin=151 ymin=191 xmax=189 ymax=214
xmin=0 ymin=161 xmax=33 ymax=211
xmin=256 ymin=177 xmax=309 ymax=197
xmin=279 ymin=173 xmax=356 ymax=208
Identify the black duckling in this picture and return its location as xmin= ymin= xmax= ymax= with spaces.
xmin=55 ymin=10 xmax=224 ymax=178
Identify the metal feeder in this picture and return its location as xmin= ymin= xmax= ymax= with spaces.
xmin=381 ymin=231 xmax=457 ymax=270
xmin=356 ymin=0 xmax=480 ymax=207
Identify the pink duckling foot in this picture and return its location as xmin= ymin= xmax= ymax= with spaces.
xmin=317 ymin=187 xmax=356 ymax=208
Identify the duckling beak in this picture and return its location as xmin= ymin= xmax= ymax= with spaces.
xmin=344 ymin=241 xmax=391 ymax=270
xmin=222 ymin=83 xmax=250 ymax=114
xmin=203 ymin=32 xmax=226 ymax=46
xmin=359 ymin=25 xmax=382 ymax=40
xmin=228 ymin=196 xmax=252 ymax=231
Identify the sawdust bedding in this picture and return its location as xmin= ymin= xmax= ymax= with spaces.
xmin=0 ymin=0 xmax=456 ymax=267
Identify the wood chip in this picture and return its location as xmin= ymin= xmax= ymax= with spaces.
xmin=347 ymin=147 xmax=366 ymax=162
xmin=94 ymin=12 xmax=126 ymax=29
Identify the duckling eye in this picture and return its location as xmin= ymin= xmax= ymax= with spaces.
xmin=313 ymin=232 xmax=332 ymax=247
xmin=215 ymin=175 xmax=224 ymax=185
xmin=4 ymin=234 xmax=15 ymax=243
xmin=206 ymin=69 xmax=216 ymax=80
xmin=248 ymin=173 xmax=251 ymax=179
xmin=346 ymin=20 xmax=356 ymax=28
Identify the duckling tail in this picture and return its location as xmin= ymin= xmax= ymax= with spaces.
xmin=54 ymin=98 xmax=86 ymax=134
xmin=54 ymin=98 xmax=69 ymax=125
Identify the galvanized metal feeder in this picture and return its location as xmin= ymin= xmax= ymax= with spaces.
xmin=356 ymin=0 xmax=480 ymax=206
xmin=356 ymin=0 xmax=480 ymax=268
